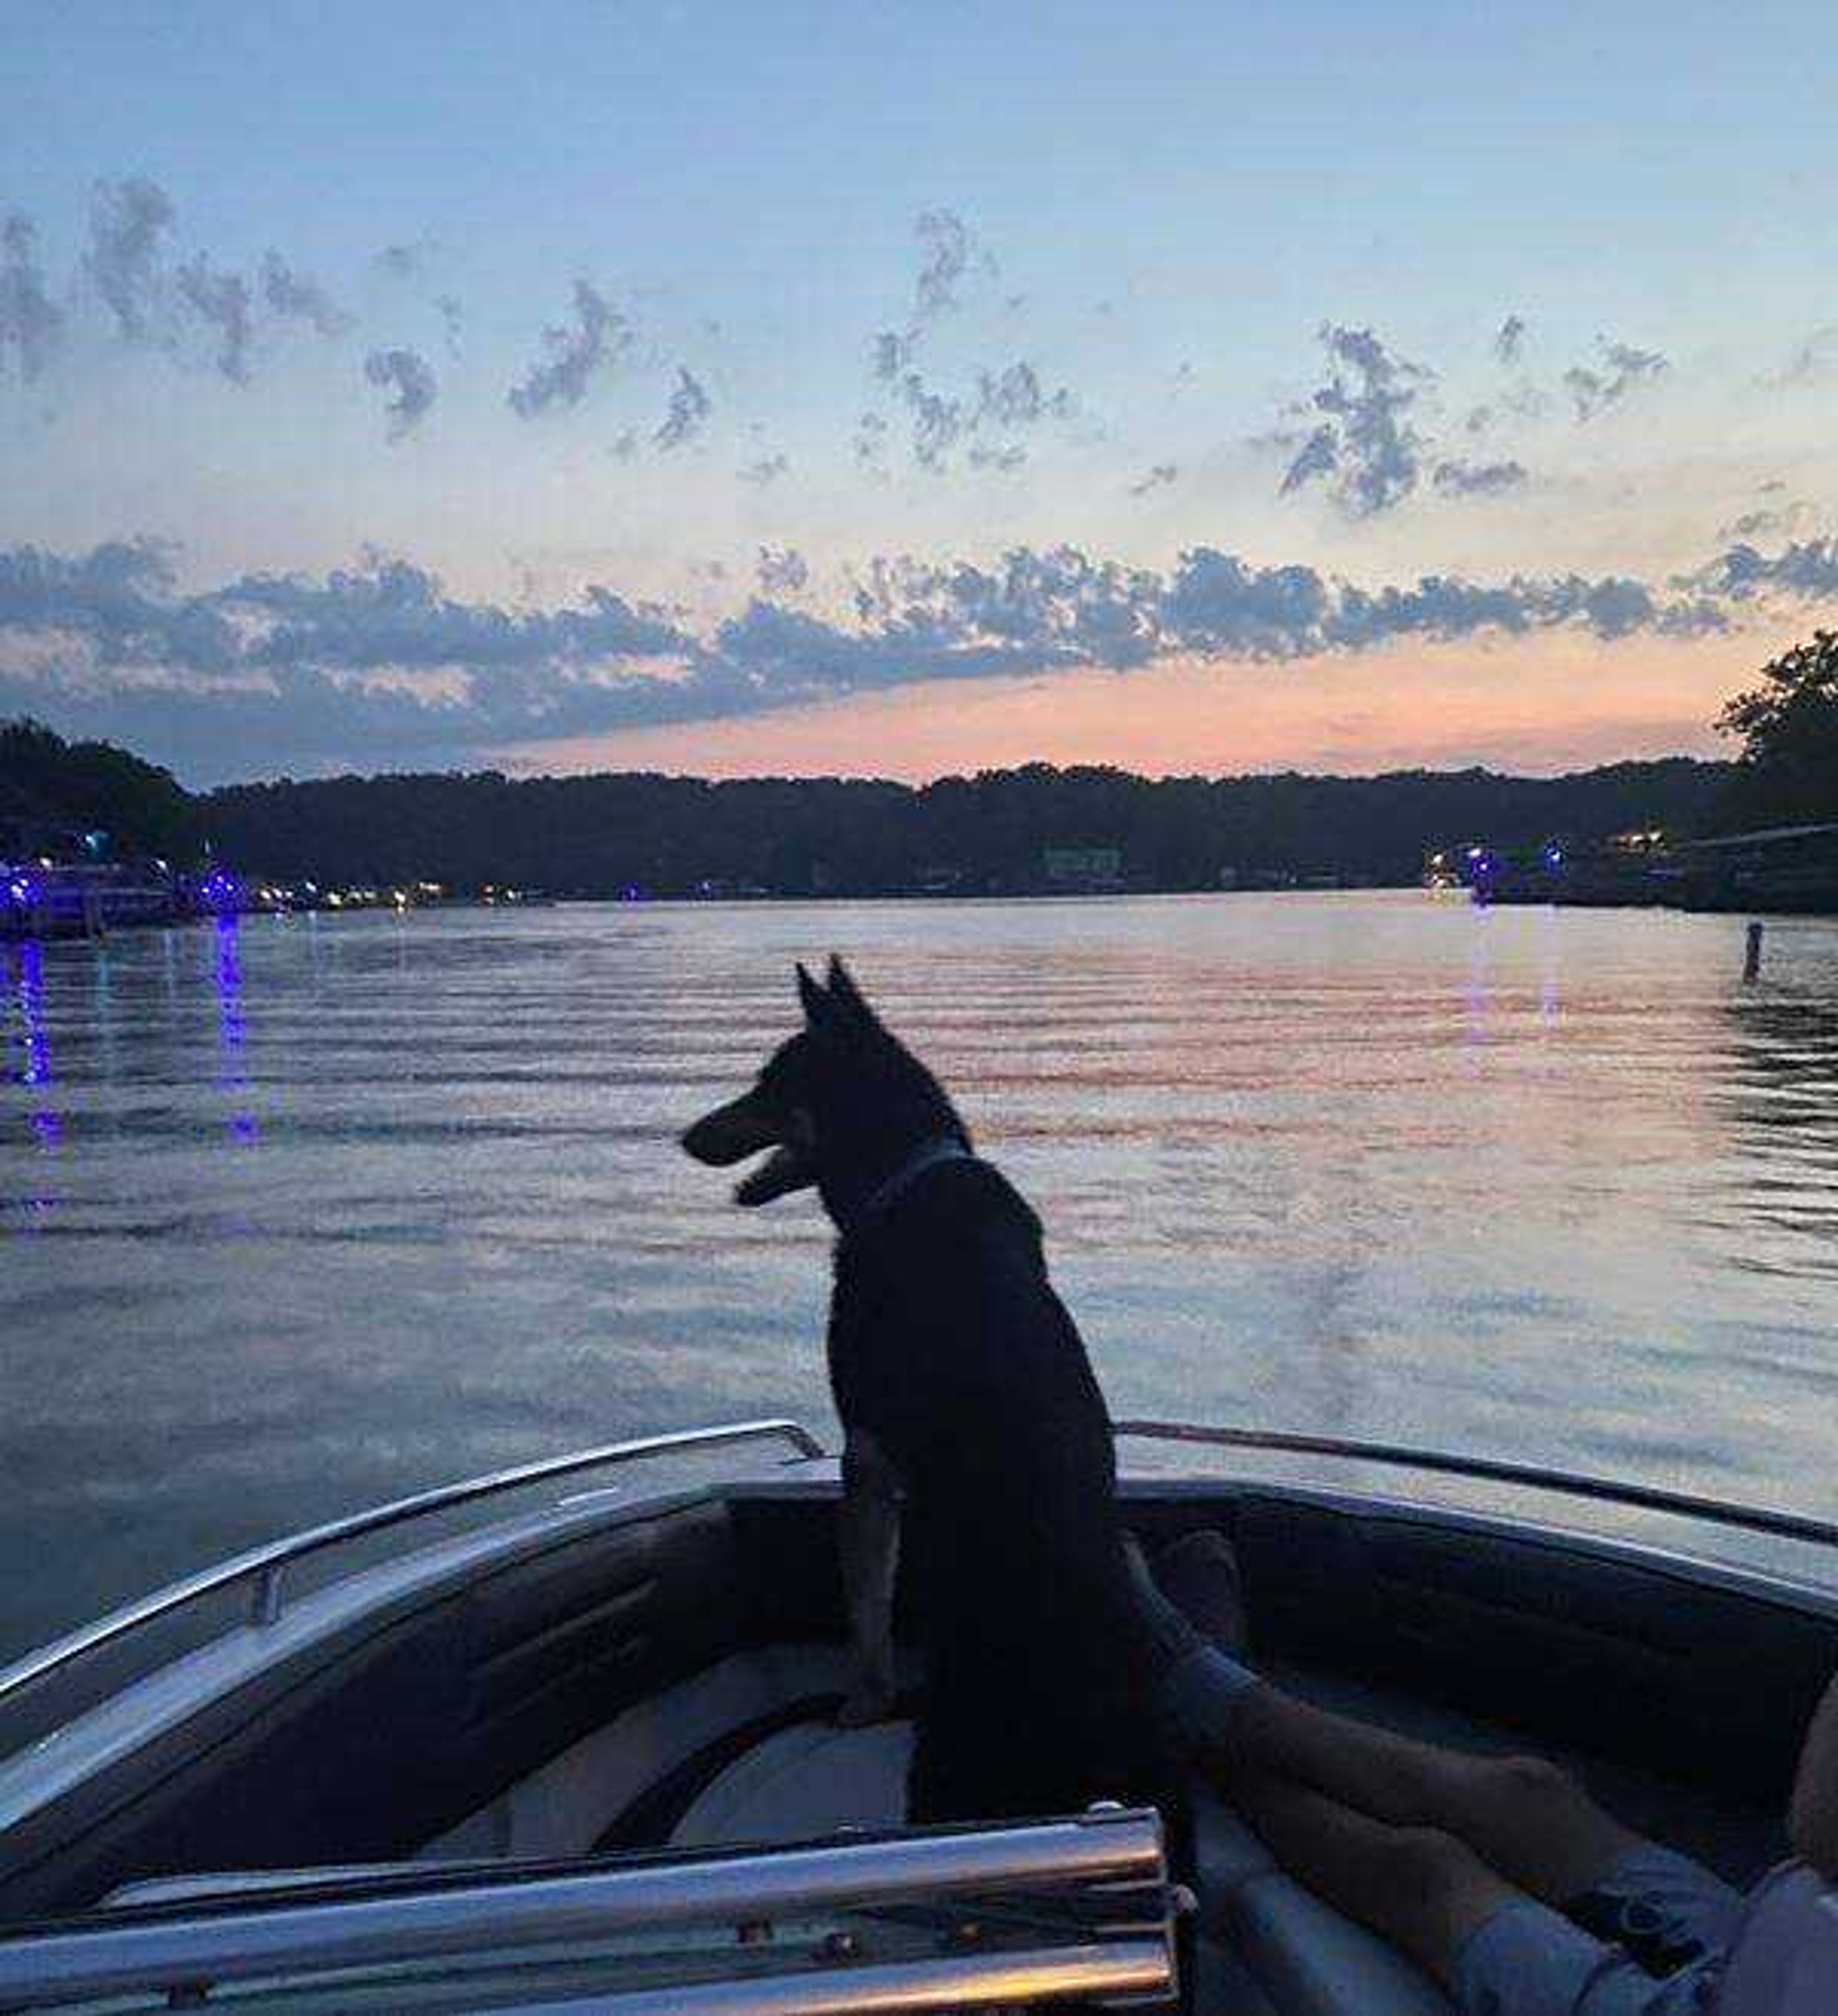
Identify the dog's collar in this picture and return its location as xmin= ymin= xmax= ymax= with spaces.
xmin=852 ymin=1136 xmax=973 ymax=1227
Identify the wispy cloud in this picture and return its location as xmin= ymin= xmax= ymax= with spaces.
xmin=740 ymin=452 xmax=790 ymax=484
xmin=0 ymin=214 xmax=64 ymax=380
xmin=260 ymin=252 xmax=350 ymax=337
xmin=176 ymin=255 xmax=255 ymax=383
xmin=1277 ymin=324 xmax=1432 ymax=517
xmin=1129 ymin=462 xmax=1178 ymax=497
xmin=1766 ymin=326 xmax=1838 ymax=389
xmin=1563 ymin=338 xmax=1668 ymax=421
xmin=1493 ymin=314 xmax=1528 ymax=367
xmin=507 ymin=280 xmax=630 ymax=418
xmin=1683 ymin=536 xmax=1838 ymax=602
xmin=756 ymin=545 xmax=809 ymax=595
xmin=364 ymin=347 xmax=437 ymax=439
xmin=86 ymin=176 xmax=176 ymax=342
xmin=875 ymin=355 xmax=1076 ymax=473
xmin=377 ymin=242 xmax=434 ymax=281
xmin=653 ymin=366 xmax=712 ymax=450
xmin=912 ymin=208 xmax=986 ymax=321
xmin=1432 ymin=457 xmax=1527 ymax=497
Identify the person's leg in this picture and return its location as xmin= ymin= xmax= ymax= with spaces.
xmin=1136 ymin=1538 xmax=1641 ymax=1902
xmin=1228 ymin=1683 xmax=1643 ymax=1902
xmin=1228 ymin=1768 xmax=1522 ymax=1992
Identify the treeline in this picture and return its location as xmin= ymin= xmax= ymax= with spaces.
xmin=1 ymin=713 xmax=1751 ymax=895
xmin=0 ymin=718 xmax=196 ymax=856
xmin=199 ymin=757 xmax=1736 ymax=895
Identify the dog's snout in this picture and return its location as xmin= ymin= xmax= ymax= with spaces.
xmin=681 ymin=1090 xmax=781 ymax=1166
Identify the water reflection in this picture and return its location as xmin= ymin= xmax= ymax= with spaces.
xmin=212 ymin=917 xmax=259 ymax=1146
xmin=4 ymin=896 xmax=1837 ymax=1665
xmin=1718 ymin=990 xmax=1838 ymax=1263
xmin=8 ymin=940 xmax=61 ymax=1148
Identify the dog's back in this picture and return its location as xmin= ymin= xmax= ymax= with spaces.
xmin=830 ymin=1156 xmax=1162 ymax=1822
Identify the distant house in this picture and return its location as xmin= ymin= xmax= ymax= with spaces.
xmin=1042 ymin=845 xmax=1124 ymax=891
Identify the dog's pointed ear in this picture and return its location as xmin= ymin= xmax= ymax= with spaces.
xmin=825 ymin=955 xmax=877 ymax=1029
xmin=796 ymin=961 xmax=839 ymax=1030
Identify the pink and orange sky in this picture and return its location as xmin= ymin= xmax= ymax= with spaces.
xmin=512 ymin=628 xmax=1786 ymax=784
xmin=4 ymin=5 xmax=1836 ymax=785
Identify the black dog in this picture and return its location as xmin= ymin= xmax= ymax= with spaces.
xmin=682 ymin=957 xmax=1162 ymax=1824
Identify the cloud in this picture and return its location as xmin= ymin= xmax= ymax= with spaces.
xmin=653 ymin=366 xmax=712 ymax=450
xmin=0 ymin=539 xmax=241 ymax=671
xmin=1431 ymin=457 xmax=1527 ymax=497
xmin=756 ymin=546 xmax=809 ymax=595
xmin=260 ymin=252 xmax=350 ymax=337
xmin=17 ymin=526 xmax=1835 ymax=776
xmin=975 ymin=360 xmax=1072 ymax=428
xmin=507 ymin=280 xmax=630 ymax=418
xmin=872 ymin=329 xmax=913 ymax=382
xmin=1129 ymin=462 xmax=1179 ymax=497
xmin=880 ymin=355 xmax=1076 ymax=473
xmin=861 ymin=210 xmax=1057 ymax=473
xmin=86 ymin=176 xmax=176 ymax=341
xmin=1767 ymin=327 xmax=1838 ymax=389
xmin=853 ymin=411 xmax=889 ymax=469
xmin=1276 ymin=324 xmax=1432 ymax=517
xmin=913 ymin=208 xmax=978 ymax=320
xmin=895 ymin=370 xmax=968 ymax=469
xmin=1685 ymin=537 xmax=1838 ymax=603
xmin=1563 ymin=338 xmax=1668 ymax=421
xmin=608 ymin=428 xmax=640 ymax=462
xmin=364 ymin=347 xmax=437 ymax=439
xmin=1717 ymin=492 xmax=1816 ymax=543
xmin=0 ymin=214 xmax=64 ymax=380
xmin=377 ymin=242 xmax=433 ymax=281
xmin=176 ymin=256 xmax=255 ymax=383
xmin=740 ymin=452 xmax=790 ymax=484
xmin=436 ymin=294 xmax=463 ymax=355
xmin=1493 ymin=315 xmax=1528 ymax=366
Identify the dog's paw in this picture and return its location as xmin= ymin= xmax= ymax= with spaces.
xmin=834 ymin=1680 xmax=897 ymax=1728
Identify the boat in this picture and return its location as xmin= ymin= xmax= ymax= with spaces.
xmin=0 ymin=1416 xmax=1832 ymax=2013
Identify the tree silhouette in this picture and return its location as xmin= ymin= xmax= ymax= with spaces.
xmin=1716 ymin=630 xmax=1838 ymax=829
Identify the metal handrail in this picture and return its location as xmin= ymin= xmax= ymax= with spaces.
xmin=0 ymin=1419 xmax=827 ymax=1709
xmin=1115 ymin=1419 xmax=1838 ymax=1551
xmin=0 ymin=1810 xmax=1166 ymax=2008
xmin=516 ymin=1942 xmax=1174 ymax=2015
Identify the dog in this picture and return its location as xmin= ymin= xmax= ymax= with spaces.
xmin=682 ymin=956 xmax=1163 ymax=1824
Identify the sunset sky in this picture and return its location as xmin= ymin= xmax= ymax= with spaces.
xmin=3 ymin=1 xmax=1836 ymax=785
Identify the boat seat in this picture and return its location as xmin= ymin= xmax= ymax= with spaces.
xmin=1192 ymin=1788 xmax=1448 ymax=2015
xmin=670 ymin=1717 xmax=915 ymax=1847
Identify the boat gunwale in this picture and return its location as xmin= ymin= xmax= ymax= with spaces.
xmin=0 ymin=1421 xmax=824 ymax=1711
xmin=1115 ymin=1421 xmax=1838 ymax=1553
xmin=6 ymin=1415 xmax=1834 ymax=1728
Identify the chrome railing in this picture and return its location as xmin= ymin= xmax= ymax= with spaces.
xmin=0 ymin=1419 xmax=827 ymax=1709
xmin=1115 ymin=1419 xmax=1838 ymax=1551
xmin=0 ymin=1809 xmax=1172 ymax=2012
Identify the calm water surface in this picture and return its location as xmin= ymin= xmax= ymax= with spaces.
xmin=4 ymin=894 xmax=1837 ymax=1661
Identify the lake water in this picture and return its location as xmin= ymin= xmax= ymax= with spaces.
xmin=3 ymin=893 xmax=1837 ymax=1663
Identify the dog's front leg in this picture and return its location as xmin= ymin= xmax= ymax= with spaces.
xmin=835 ymin=1430 xmax=901 ymax=1726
